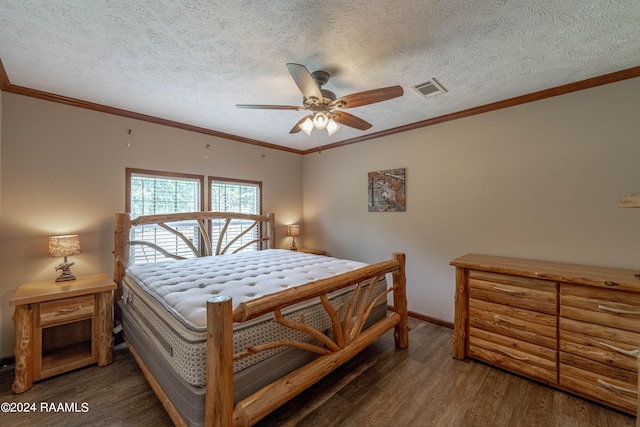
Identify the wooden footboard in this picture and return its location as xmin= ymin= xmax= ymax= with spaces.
xmin=206 ymin=252 xmax=408 ymax=426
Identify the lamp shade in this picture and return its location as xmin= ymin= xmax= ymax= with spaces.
xmin=312 ymin=112 xmax=329 ymax=130
xmin=49 ymin=235 xmax=81 ymax=258
xmin=287 ymin=225 xmax=300 ymax=237
xmin=326 ymin=118 xmax=340 ymax=136
xmin=299 ymin=118 xmax=314 ymax=136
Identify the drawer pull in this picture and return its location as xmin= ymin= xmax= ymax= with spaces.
xmin=55 ymin=306 xmax=81 ymax=315
xmin=493 ymin=287 xmax=524 ymax=295
xmin=493 ymin=315 xmax=526 ymax=328
xmin=494 ymin=348 xmax=529 ymax=361
xmin=597 ymin=379 xmax=638 ymax=396
xmin=597 ymin=304 xmax=640 ymax=316
xmin=599 ymin=342 xmax=640 ymax=358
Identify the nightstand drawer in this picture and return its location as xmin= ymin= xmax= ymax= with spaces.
xmin=39 ymin=295 xmax=94 ymax=327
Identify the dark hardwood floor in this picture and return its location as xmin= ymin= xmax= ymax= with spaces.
xmin=0 ymin=318 xmax=635 ymax=426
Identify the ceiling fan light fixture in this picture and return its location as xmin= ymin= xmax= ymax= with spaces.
xmin=327 ymin=119 xmax=340 ymax=136
xmin=313 ymin=112 xmax=329 ymax=130
xmin=238 ymin=64 xmax=398 ymax=137
xmin=299 ymin=117 xmax=314 ymax=135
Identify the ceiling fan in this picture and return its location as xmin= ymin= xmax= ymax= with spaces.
xmin=236 ymin=63 xmax=404 ymax=136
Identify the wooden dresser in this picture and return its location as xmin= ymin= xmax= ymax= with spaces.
xmin=451 ymin=254 xmax=640 ymax=415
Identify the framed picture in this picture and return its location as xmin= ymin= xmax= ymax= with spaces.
xmin=368 ymin=168 xmax=406 ymax=212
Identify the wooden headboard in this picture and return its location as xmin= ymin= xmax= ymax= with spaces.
xmin=113 ymin=211 xmax=275 ymax=294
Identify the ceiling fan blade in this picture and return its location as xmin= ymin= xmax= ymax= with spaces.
xmin=289 ymin=114 xmax=313 ymax=134
xmin=334 ymin=85 xmax=404 ymax=109
xmin=332 ymin=112 xmax=372 ymax=130
xmin=236 ymin=104 xmax=302 ymax=110
xmin=286 ymin=63 xmax=323 ymax=102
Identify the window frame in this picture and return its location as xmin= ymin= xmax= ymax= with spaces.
xmin=208 ymin=176 xmax=264 ymax=251
xmin=125 ymin=168 xmax=205 ymax=263
xmin=125 ymin=168 xmax=205 ymax=214
xmin=124 ymin=169 xmax=266 ymax=261
xmin=207 ymin=176 xmax=262 ymax=214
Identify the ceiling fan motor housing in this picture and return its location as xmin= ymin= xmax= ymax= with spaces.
xmin=311 ymin=70 xmax=330 ymax=87
xmin=310 ymin=70 xmax=336 ymax=102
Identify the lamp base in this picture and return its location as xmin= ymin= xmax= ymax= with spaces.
xmin=55 ymin=270 xmax=76 ymax=282
xmin=290 ymin=237 xmax=297 ymax=251
xmin=55 ymin=260 xmax=76 ymax=282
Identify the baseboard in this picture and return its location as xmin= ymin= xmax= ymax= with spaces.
xmin=408 ymin=310 xmax=454 ymax=329
xmin=387 ymin=305 xmax=453 ymax=329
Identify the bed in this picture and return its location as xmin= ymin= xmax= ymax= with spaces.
xmin=113 ymin=211 xmax=408 ymax=426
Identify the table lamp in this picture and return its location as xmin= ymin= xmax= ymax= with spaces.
xmin=49 ymin=235 xmax=81 ymax=281
xmin=287 ymin=225 xmax=300 ymax=251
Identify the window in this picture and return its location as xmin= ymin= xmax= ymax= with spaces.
xmin=209 ymin=177 xmax=262 ymax=253
xmin=125 ymin=170 xmax=264 ymax=262
xmin=126 ymin=168 xmax=204 ymax=264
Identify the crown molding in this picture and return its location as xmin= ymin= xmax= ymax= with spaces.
xmin=0 ymin=59 xmax=303 ymax=155
xmin=302 ymin=65 xmax=640 ymax=154
xmin=1 ymin=58 xmax=638 ymax=155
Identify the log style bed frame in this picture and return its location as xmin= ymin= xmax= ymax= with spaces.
xmin=113 ymin=211 xmax=408 ymax=426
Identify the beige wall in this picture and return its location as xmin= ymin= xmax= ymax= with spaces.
xmin=302 ymin=77 xmax=640 ymax=323
xmin=0 ymin=93 xmax=303 ymax=358
xmin=2 ymin=76 xmax=639 ymax=358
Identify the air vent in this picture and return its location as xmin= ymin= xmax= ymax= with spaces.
xmin=412 ymin=78 xmax=447 ymax=98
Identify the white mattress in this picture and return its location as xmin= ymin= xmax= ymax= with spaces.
xmin=121 ymin=249 xmax=387 ymax=386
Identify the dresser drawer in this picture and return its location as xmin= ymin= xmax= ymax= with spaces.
xmin=469 ymin=271 xmax=557 ymax=314
xmin=561 ymin=283 xmax=640 ymax=333
xmin=469 ymin=334 xmax=557 ymax=384
xmin=39 ymin=295 xmax=94 ymax=327
xmin=470 ymin=327 xmax=557 ymax=362
xmin=469 ymin=298 xmax=557 ymax=349
xmin=560 ymin=317 xmax=640 ymax=372
xmin=560 ymin=352 xmax=637 ymax=413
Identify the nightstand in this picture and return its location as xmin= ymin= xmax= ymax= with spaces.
xmin=10 ymin=274 xmax=116 ymax=393
xmin=294 ymin=248 xmax=327 ymax=255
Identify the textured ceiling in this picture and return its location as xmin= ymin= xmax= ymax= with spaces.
xmin=1 ymin=1 xmax=639 ymax=152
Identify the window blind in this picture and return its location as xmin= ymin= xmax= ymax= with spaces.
xmin=130 ymin=173 xmax=201 ymax=263
xmin=210 ymin=180 xmax=261 ymax=253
